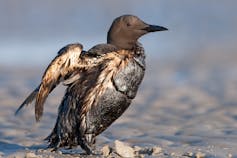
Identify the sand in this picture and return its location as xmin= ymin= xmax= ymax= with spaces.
xmin=0 ymin=52 xmax=237 ymax=157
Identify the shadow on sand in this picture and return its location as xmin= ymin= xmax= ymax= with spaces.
xmin=0 ymin=141 xmax=24 ymax=154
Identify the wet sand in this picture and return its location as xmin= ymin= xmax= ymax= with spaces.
xmin=0 ymin=52 xmax=237 ymax=157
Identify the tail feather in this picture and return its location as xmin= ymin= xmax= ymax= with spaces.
xmin=35 ymin=85 xmax=51 ymax=122
xmin=15 ymin=86 xmax=39 ymax=115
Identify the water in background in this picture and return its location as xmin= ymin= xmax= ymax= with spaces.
xmin=0 ymin=0 xmax=237 ymax=66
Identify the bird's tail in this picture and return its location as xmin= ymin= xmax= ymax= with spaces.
xmin=35 ymin=84 xmax=51 ymax=122
xmin=15 ymin=86 xmax=40 ymax=115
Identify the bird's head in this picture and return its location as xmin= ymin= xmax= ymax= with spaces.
xmin=107 ymin=15 xmax=168 ymax=50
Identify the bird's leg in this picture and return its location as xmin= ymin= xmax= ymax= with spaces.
xmin=80 ymin=139 xmax=93 ymax=154
xmin=47 ymin=138 xmax=60 ymax=152
xmin=80 ymin=133 xmax=97 ymax=155
xmin=46 ymin=129 xmax=63 ymax=152
xmin=86 ymin=133 xmax=96 ymax=151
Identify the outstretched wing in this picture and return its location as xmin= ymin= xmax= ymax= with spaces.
xmin=35 ymin=43 xmax=85 ymax=121
xmin=15 ymin=43 xmax=88 ymax=121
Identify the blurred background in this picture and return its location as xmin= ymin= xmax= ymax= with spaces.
xmin=1 ymin=1 xmax=237 ymax=157
xmin=0 ymin=0 xmax=236 ymax=66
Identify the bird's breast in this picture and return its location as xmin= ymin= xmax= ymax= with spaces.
xmin=79 ymin=49 xmax=145 ymax=114
xmin=112 ymin=53 xmax=145 ymax=99
xmin=94 ymin=49 xmax=146 ymax=99
xmin=86 ymin=51 xmax=146 ymax=134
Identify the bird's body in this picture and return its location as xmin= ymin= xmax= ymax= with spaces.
xmin=16 ymin=15 xmax=167 ymax=154
xmin=46 ymin=43 xmax=145 ymax=152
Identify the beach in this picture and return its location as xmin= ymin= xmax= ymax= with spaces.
xmin=0 ymin=50 xmax=236 ymax=158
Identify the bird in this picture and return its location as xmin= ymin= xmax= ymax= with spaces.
xmin=16 ymin=14 xmax=167 ymax=154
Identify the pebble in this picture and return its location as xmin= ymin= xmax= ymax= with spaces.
xmin=56 ymin=150 xmax=62 ymax=154
xmin=171 ymin=152 xmax=176 ymax=156
xmin=101 ymin=145 xmax=111 ymax=156
xmin=152 ymin=146 xmax=162 ymax=155
xmin=115 ymin=140 xmax=135 ymax=157
xmin=139 ymin=147 xmax=153 ymax=155
xmin=195 ymin=152 xmax=205 ymax=158
xmin=25 ymin=152 xmax=38 ymax=158
xmin=183 ymin=152 xmax=194 ymax=157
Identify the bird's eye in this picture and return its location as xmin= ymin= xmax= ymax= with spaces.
xmin=126 ymin=23 xmax=131 ymax=27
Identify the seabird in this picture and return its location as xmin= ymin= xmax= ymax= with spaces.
xmin=16 ymin=15 xmax=167 ymax=154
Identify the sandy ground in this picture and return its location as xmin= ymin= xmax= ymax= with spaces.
xmin=0 ymin=52 xmax=237 ymax=158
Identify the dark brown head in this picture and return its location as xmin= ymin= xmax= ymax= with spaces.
xmin=107 ymin=15 xmax=168 ymax=50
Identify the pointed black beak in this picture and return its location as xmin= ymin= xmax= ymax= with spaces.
xmin=143 ymin=24 xmax=168 ymax=32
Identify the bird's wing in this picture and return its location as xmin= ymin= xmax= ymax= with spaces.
xmin=16 ymin=43 xmax=85 ymax=120
xmin=35 ymin=43 xmax=86 ymax=121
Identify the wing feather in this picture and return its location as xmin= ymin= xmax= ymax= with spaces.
xmin=35 ymin=43 xmax=84 ymax=121
xmin=16 ymin=43 xmax=87 ymax=121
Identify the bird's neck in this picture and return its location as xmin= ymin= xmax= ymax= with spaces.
xmin=107 ymin=39 xmax=138 ymax=51
xmin=107 ymin=40 xmax=144 ymax=58
xmin=132 ymin=42 xmax=145 ymax=55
